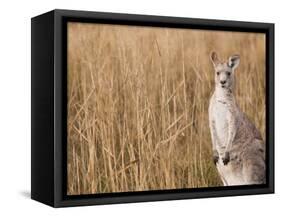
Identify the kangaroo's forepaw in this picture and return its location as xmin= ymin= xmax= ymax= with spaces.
xmin=222 ymin=151 xmax=230 ymax=165
xmin=213 ymin=150 xmax=219 ymax=164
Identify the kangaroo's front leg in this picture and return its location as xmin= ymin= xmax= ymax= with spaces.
xmin=209 ymin=119 xmax=220 ymax=164
xmin=223 ymin=112 xmax=237 ymax=165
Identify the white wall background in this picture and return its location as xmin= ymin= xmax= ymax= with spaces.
xmin=0 ymin=0 xmax=279 ymax=216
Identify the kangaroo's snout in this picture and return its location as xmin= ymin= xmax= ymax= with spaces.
xmin=220 ymin=80 xmax=226 ymax=85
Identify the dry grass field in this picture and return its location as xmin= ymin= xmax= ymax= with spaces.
xmin=67 ymin=22 xmax=266 ymax=195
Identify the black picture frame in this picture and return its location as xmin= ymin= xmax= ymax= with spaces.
xmin=31 ymin=9 xmax=274 ymax=207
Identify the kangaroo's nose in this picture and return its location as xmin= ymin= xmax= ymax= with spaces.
xmin=220 ymin=80 xmax=226 ymax=84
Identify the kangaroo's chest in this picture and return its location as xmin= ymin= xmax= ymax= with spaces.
xmin=213 ymin=101 xmax=230 ymax=146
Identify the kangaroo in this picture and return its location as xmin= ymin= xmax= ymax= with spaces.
xmin=208 ymin=51 xmax=265 ymax=186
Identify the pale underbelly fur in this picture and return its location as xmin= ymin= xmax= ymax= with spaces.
xmin=214 ymin=103 xmax=244 ymax=185
xmin=214 ymin=103 xmax=228 ymax=154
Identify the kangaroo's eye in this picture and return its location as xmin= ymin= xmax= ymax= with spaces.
xmin=216 ymin=72 xmax=220 ymax=76
xmin=227 ymin=72 xmax=231 ymax=76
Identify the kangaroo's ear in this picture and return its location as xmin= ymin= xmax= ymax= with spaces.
xmin=210 ymin=51 xmax=220 ymax=67
xmin=228 ymin=54 xmax=240 ymax=69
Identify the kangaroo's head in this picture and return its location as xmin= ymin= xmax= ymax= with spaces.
xmin=210 ymin=51 xmax=240 ymax=92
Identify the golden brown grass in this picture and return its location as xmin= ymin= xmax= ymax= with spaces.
xmin=67 ymin=22 xmax=265 ymax=195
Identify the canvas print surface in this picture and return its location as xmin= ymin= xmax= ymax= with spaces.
xmin=67 ymin=22 xmax=266 ymax=195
